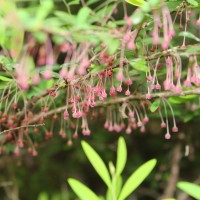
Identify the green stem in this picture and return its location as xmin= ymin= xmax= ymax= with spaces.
xmin=62 ymin=0 xmax=71 ymax=14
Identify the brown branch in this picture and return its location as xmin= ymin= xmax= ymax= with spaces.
xmin=146 ymin=43 xmax=200 ymax=61
xmin=0 ymin=123 xmax=45 ymax=135
xmin=28 ymin=88 xmax=200 ymax=124
xmin=159 ymin=143 xmax=182 ymax=199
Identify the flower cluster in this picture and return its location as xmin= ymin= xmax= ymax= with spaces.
xmin=0 ymin=0 xmax=200 ymax=155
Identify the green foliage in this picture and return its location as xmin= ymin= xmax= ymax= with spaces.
xmin=130 ymin=58 xmax=149 ymax=73
xmin=179 ymin=32 xmax=200 ymax=42
xmin=68 ymin=137 xmax=157 ymax=200
xmin=116 ymin=137 xmax=127 ymax=176
xmin=186 ymin=0 xmax=199 ymax=6
xmin=177 ymin=182 xmax=200 ymax=200
xmin=118 ymin=159 xmax=157 ymax=200
xmin=68 ymin=179 xmax=101 ymax=200
xmin=81 ymin=141 xmax=111 ymax=187
xmin=150 ymin=99 xmax=161 ymax=112
xmin=125 ymin=0 xmax=145 ymax=7
xmin=0 ymin=75 xmax=12 ymax=82
xmin=37 ymin=192 xmax=49 ymax=200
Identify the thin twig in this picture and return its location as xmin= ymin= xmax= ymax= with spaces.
xmin=28 ymin=88 xmax=200 ymax=124
xmin=0 ymin=123 xmax=45 ymax=135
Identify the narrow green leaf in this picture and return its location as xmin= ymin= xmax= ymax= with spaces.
xmin=81 ymin=141 xmax=111 ymax=187
xmin=116 ymin=137 xmax=127 ymax=176
xmin=179 ymin=32 xmax=200 ymax=42
xmin=125 ymin=0 xmax=145 ymax=7
xmin=118 ymin=159 xmax=157 ymax=200
xmin=177 ymin=182 xmax=200 ymax=200
xmin=54 ymin=11 xmax=76 ymax=25
xmin=87 ymin=0 xmax=100 ymax=6
xmin=169 ymin=97 xmax=185 ymax=104
xmin=37 ymin=192 xmax=48 ymax=200
xmin=68 ymin=178 xmax=101 ymax=200
xmin=150 ymin=99 xmax=160 ymax=112
xmin=116 ymin=175 xmax=123 ymax=198
xmin=68 ymin=0 xmax=80 ymax=6
xmin=163 ymin=199 xmax=176 ymax=200
xmin=186 ymin=0 xmax=198 ymax=6
xmin=0 ymin=75 xmax=12 ymax=82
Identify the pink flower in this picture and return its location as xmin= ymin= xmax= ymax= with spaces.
xmin=125 ymin=89 xmax=130 ymax=96
xmin=42 ymin=69 xmax=52 ymax=80
xmin=165 ymin=133 xmax=171 ymax=140
xmin=196 ymin=19 xmax=200 ymax=25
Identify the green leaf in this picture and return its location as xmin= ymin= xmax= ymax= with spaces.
xmin=166 ymin=1 xmax=183 ymax=11
xmin=51 ymin=194 xmax=61 ymax=200
xmin=54 ymin=11 xmax=77 ymax=25
xmin=81 ymin=141 xmax=111 ymax=187
xmin=68 ymin=178 xmax=101 ymax=200
xmin=118 ymin=159 xmax=157 ymax=200
xmin=186 ymin=45 xmax=200 ymax=53
xmin=150 ymin=99 xmax=160 ymax=112
xmin=90 ymin=64 xmax=104 ymax=73
xmin=116 ymin=137 xmax=127 ymax=176
xmin=77 ymin=7 xmax=91 ymax=23
xmin=186 ymin=0 xmax=198 ymax=6
xmin=179 ymin=32 xmax=200 ymax=42
xmin=87 ymin=0 xmax=100 ymax=6
xmin=169 ymin=95 xmax=197 ymax=104
xmin=179 ymin=94 xmax=198 ymax=100
xmin=98 ymin=33 xmax=120 ymax=54
xmin=0 ymin=75 xmax=12 ymax=82
xmin=76 ymin=7 xmax=92 ymax=29
xmin=107 ymin=39 xmax=120 ymax=55
xmin=116 ymin=175 xmax=123 ymax=198
xmin=130 ymin=58 xmax=149 ymax=73
xmin=182 ymin=113 xmax=193 ymax=123
xmin=177 ymin=182 xmax=200 ymax=200
xmin=0 ymin=82 xmax=8 ymax=89
xmin=163 ymin=199 xmax=176 ymax=200
xmin=37 ymin=192 xmax=48 ymax=200
xmin=169 ymin=97 xmax=184 ymax=104
xmin=131 ymin=11 xmax=144 ymax=25
xmin=68 ymin=0 xmax=80 ymax=6
xmin=125 ymin=0 xmax=145 ymax=7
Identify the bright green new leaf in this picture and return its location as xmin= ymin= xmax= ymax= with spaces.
xmin=163 ymin=199 xmax=176 ymax=200
xmin=116 ymin=137 xmax=127 ymax=176
xmin=77 ymin=7 xmax=91 ymax=25
xmin=150 ymin=99 xmax=161 ymax=112
xmin=81 ymin=141 xmax=111 ymax=187
xmin=37 ymin=192 xmax=48 ymax=200
xmin=177 ymin=182 xmax=200 ymax=200
xmin=186 ymin=0 xmax=198 ymax=6
xmin=125 ymin=0 xmax=145 ymax=7
xmin=118 ymin=159 xmax=157 ymax=200
xmin=68 ymin=178 xmax=101 ymax=200
xmin=0 ymin=75 xmax=12 ymax=82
